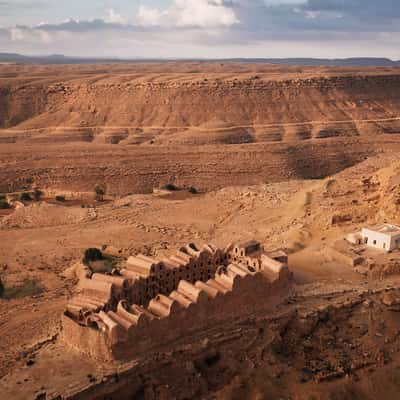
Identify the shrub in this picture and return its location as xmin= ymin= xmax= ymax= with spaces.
xmin=95 ymin=185 xmax=106 ymax=202
xmin=20 ymin=192 xmax=32 ymax=201
xmin=0 ymin=199 xmax=10 ymax=209
xmin=1 ymin=278 xmax=43 ymax=299
xmin=188 ymin=186 xmax=198 ymax=194
xmin=162 ymin=183 xmax=180 ymax=191
xmin=55 ymin=195 xmax=66 ymax=202
xmin=33 ymin=188 xmax=43 ymax=201
xmin=83 ymin=248 xmax=103 ymax=265
xmin=0 ymin=278 xmax=4 ymax=298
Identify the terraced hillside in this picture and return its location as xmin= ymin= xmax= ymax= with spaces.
xmin=0 ymin=63 xmax=400 ymax=145
xmin=1 ymin=63 xmax=400 ymax=195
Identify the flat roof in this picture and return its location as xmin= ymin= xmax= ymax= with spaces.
xmin=363 ymin=223 xmax=400 ymax=237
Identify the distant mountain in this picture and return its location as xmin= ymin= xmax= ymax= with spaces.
xmin=0 ymin=53 xmax=118 ymax=64
xmin=0 ymin=53 xmax=31 ymax=62
xmin=0 ymin=53 xmax=399 ymax=66
xmin=235 ymin=58 xmax=400 ymax=67
xmin=224 ymin=57 xmax=400 ymax=67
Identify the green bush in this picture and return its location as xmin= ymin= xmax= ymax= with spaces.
xmin=83 ymin=248 xmax=103 ymax=265
xmin=55 ymin=195 xmax=66 ymax=202
xmin=1 ymin=278 xmax=43 ymax=299
xmin=20 ymin=192 xmax=32 ymax=201
xmin=33 ymin=188 xmax=43 ymax=201
xmin=162 ymin=183 xmax=180 ymax=191
xmin=94 ymin=185 xmax=106 ymax=201
xmin=0 ymin=199 xmax=10 ymax=209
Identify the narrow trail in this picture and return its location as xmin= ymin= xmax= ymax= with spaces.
xmin=1 ymin=116 xmax=400 ymax=133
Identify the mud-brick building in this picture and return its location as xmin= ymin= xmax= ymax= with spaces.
xmin=62 ymin=240 xmax=292 ymax=360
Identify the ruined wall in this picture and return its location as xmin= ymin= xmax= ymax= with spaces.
xmin=65 ymin=243 xmax=225 ymax=325
xmin=113 ymin=268 xmax=290 ymax=360
xmin=62 ymin=266 xmax=291 ymax=361
xmin=61 ymin=314 xmax=113 ymax=361
xmin=61 ymin=241 xmax=292 ymax=361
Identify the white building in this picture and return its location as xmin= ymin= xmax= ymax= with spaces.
xmin=346 ymin=224 xmax=400 ymax=252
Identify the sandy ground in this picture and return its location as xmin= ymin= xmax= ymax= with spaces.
xmin=1 ymin=151 xmax=400 ymax=397
xmin=1 ymin=63 xmax=400 ymax=399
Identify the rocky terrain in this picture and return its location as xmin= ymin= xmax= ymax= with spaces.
xmin=1 ymin=63 xmax=400 ymax=145
xmin=1 ymin=63 xmax=400 ymax=196
xmin=1 ymin=63 xmax=400 ymax=399
xmin=0 ymin=138 xmax=378 ymax=195
xmin=1 ymin=151 xmax=400 ymax=399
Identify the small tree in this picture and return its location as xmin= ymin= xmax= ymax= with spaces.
xmin=83 ymin=248 xmax=103 ymax=265
xmin=20 ymin=192 xmax=32 ymax=202
xmin=33 ymin=188 xmax=43 ymax=201
xmin=94 ymin=185 xmax=106 ymax=202
xmin=162 ymin=183 xmax=180 ymax=192
xmin=0 ymin=199 xmax=10 ymax=209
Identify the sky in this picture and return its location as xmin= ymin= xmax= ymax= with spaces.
xmin=0 ymin=0 xmax=400 ymax=59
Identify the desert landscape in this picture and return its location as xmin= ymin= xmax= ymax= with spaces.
xmin=2 ymin=62 xmax=400 ymax=400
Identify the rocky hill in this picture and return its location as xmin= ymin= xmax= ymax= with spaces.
xmin=1 ymin=63 xmax=400 ymax=195
xmin=1 ymin=64 xmax=400 ymax=145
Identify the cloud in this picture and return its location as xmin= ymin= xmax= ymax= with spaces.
xmin=10 ymin=26 xmax=52 ymax=43
xmin=230 ymin=0 xmax=400 ymax=40
xmin=174 ymin=0 xmax=239 ymax=27
xmin=137 ymin=0 xmax=239 ymax=28
xmin=106 ymin=9 xmax=127 ymax=25
xmin=137 ymin=6 xmax=166 ymax=27
xmin=0 ymin=0 xmax=47 ymax=9
xmin=304 ymin=0 xmax=400 ymax=16
xmin=22 ymin=18 xmax=136 ymax=33
xmin=1 ymin=0 xmax=400 ymax=59
xmin=299 ymin=0 xmax=400 ymax=24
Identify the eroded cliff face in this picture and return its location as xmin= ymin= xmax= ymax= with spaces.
xmin=1 ymin=65 xmax=400 ymax=195
xmin=0 ymin=86 xmax=50 ymax=128
xmin=1 ymin=73 xmax=400 ymax=144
